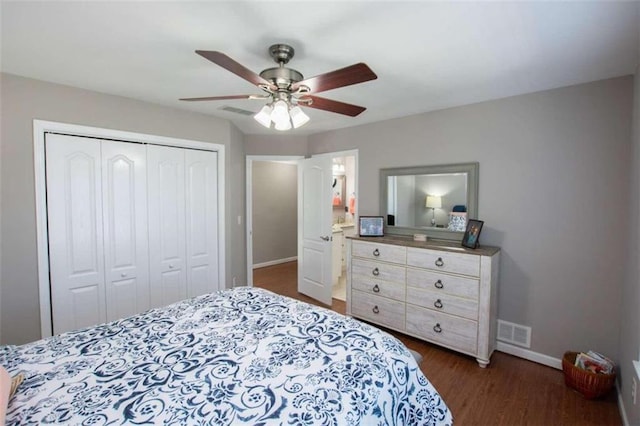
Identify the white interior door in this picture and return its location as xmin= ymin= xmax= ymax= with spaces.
xmin=147 ymin=145 xmax=187 ymax=308
xmin=102 ymin=140 xmax=149 ymax=321
xmin=185 ymin=150 xmax=219 ymax=297
xmin=298 ymin=156 xmax=333 ymax=305
xmin=46 ymin=134 xmax=106 ymax=334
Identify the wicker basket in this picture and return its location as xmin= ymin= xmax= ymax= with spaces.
xmin=562 ymin=351 xmax=616 ymax=399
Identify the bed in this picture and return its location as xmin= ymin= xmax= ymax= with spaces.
xmin=1 ymin=287 xmax=452 ymax=425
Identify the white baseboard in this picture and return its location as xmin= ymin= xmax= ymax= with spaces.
xmin=617 ymin=382 xmax=630 ymax=426
xmin=496 ymin=341 xmax=562 ymax=370
xmin=253 ymin=256 xmax=297 ymax=269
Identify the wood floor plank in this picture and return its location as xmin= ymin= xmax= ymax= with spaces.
xmin=253 ymin=261 xmax=622 ymax=425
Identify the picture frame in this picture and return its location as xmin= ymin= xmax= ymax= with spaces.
xmin=461 ymin=219 xmax=484 ymax=249
xmin=359 ymin=216 xmax=384 ymax=237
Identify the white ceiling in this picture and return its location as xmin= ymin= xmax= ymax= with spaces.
xmin=1 ymin=1 xmax=638 ymax=135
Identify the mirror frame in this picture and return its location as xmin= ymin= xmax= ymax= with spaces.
xmin=380 ymin=162 xmax=479 ymax=241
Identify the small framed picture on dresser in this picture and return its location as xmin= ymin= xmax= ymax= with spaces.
xmin=359 ymin=216 xmax=384 ymax=237
xmin=462 ymin=219 xmax=484 ymax=249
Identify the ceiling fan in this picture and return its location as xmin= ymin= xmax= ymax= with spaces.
xmin=180 ymin=44 xmax=377 ymax=130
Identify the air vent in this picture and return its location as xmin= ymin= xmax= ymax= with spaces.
xmin=220 ymin=106 xmax=255 ymax=116
xmin=497 ymin=320 xmax=531 ymax=348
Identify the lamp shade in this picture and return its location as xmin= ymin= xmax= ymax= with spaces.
xmin=274 ymin=118 xmax=292 ymax=131
xmin=254 ymin=105 xmax=273 ymax=128
xmin=425 ymin=195 xmax=442 ymax=209
xmin=289 ymin=106 xmax=310 ymax=128
xmin=270 ymin=100 xmax=289 ymax=125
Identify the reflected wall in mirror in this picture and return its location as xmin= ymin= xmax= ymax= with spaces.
xmin=380 ymin=163 xmax=479 ymax=240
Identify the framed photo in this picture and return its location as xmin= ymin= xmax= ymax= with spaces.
xmin=359 ymin=216 xmax=384 ymax=237
xmin=461 ymin=219 xmax=484 ymax=249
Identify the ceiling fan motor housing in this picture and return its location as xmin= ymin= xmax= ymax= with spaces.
xmin=259 ymin=67 xmax=303 ymax=89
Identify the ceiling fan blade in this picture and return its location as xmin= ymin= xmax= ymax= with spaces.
xmin=302 ymin=95 xmax=367 ymax=117
xmin=180 ymin=94 xmax=257 ymax=101
xmin=293 ymin=63 xmax=377 ymax=93
xmin=195 ymin=50 xmax=275 ymax=89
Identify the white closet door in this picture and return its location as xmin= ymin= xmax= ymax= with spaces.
xmin=185 ymin=150 xmax=219 ymax=297
xmin=102 ymin=140 xmax=149 ymax=321
xmin=148 ymin=145 xmax=187 ymax=308
xmin=46 ymin=134 xmax=106 ymax=334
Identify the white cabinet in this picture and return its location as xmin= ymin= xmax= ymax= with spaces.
xmin=46 ymin=134 xmax=220 ymax=335
xmin=347 ymin=237 xmax=500 ymax=367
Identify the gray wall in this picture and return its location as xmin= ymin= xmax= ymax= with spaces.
xmin=0 ymin=73 xmax=245 ymax=344
xmin=619 ymin=67 xmax=640 ymax=425
xmin=245 ymin=134 xmax=308 ymax=156
xmin=252 ymin=161 xmax=297 ymax=265
xmin=228 ymin=124 xmax=247 ymax=287
xmin=308 ymin=76 xmax=633 ymax=362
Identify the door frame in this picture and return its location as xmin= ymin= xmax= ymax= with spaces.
xmin=33 ymin=119 xmax=226 ymax=338
xmin=245 ymin=155 xmax=304 ymax=287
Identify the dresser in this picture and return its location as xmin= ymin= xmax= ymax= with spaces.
xmin=347 ymin=236 xmax=500 ymax=367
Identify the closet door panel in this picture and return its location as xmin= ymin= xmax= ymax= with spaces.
xmin=45 ymin=134 xmax=106 ymax=334
xmin=148 ymin=145 xmax=187 ymax=308
xmin=185 ymin=150 xmax=219 ymax=297
xmin=102 ymin=140 xmax=149 ymax=321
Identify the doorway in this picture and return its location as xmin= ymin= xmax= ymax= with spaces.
xmin=245 ymin=150 xmax=358 ymax=308
xmin=245 ymin=156 xmax=302 ymax=289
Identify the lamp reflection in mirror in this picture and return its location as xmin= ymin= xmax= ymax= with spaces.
xmin=254 ymin=100 xmax=310 ymax=131
xmin=425 ymin=195 xmax=442 ymax=226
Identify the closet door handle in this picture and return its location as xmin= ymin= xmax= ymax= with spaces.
xmin=373 ymin=248 xmax=380 ymax=257
xmin=435 ymin=257 xmax=444 ymax=267
xmin=120 ymin=272 xmax=127 ymax=278
xmin=372 ymin=268 xmax=380 ymax=276
xmin=433 ymin=323 xmax=442 ymax=333
xmin=168 ymin=264 xmax=174 ymax=269
xmin=372 ymin=284 xmax=380 ymax=293
xmin=372 ymin=305 xmax=380 ymax=314
xmin=434 ymin=280 xmax=444 ymax=289
xmin=320 ymin=235 xmax=331 ymax=241
xmin=434 ymin=299 xmax=443 ymax=309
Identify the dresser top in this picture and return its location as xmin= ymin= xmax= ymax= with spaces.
xmin=348 ymin=234 xmax=500 ymax=256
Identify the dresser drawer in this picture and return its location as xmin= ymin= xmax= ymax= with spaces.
xmin=352 ymin=258 xmax=406 ymax=284
xmin=352 ymin=290 xmax=405 ymax=331
xmin=407 ymin=247 xmax=480 ymax=277
xmin=352 ymin=240 xmax=406 ymax=264
xmin=406 ymin=287 xmax=478 ymax=320
xmin=406 ymin=305 xmax=477 ymax=354
xmin=352 ymin=275 xmax=405 ymax=301
xmin=407 ymin=268 xmax=479 ymax=300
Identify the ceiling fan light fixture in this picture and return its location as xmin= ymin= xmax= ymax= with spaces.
xmin=274 ymin=118 xmax=292 ymax=131
xmin=254 ymin=105 xmax=273 ymax=128
xmin=271 ymin=100 xmax=289 ymax=124
xmin=290 ymin=106 xmax=310 ymax=129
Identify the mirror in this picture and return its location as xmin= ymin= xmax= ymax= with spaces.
xmin=380 ymin=162 xmax=479 ymax=240
xmin=332 ymin=175 xmax=346 ymax=208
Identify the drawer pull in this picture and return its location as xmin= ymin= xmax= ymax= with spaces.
xmin=435 ymin=257 xmax=444 ymax=267
xmin=372 ymin=284 xmax=380 ymax=293
xmin=433 ymin=323 xmax=442 ymax=333
xmin=434 ymin=299 xmax=443 ymax=309
xmin=372 ymin=305 xmax=380 ymax=314
xmin=434 ymin=280 xmax=444 ymax=289
xmin=372 ymin=267 xmax=380 ymax=276
xmin=373 ymin=248 xmax=380 ymax=257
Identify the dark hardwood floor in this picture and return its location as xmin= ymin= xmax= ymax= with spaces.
xmin=253 ymin=261 xmax=622 ymax=426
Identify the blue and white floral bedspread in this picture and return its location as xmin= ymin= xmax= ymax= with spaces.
xmin=1 ymin=287 xmax=452 ymax=425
